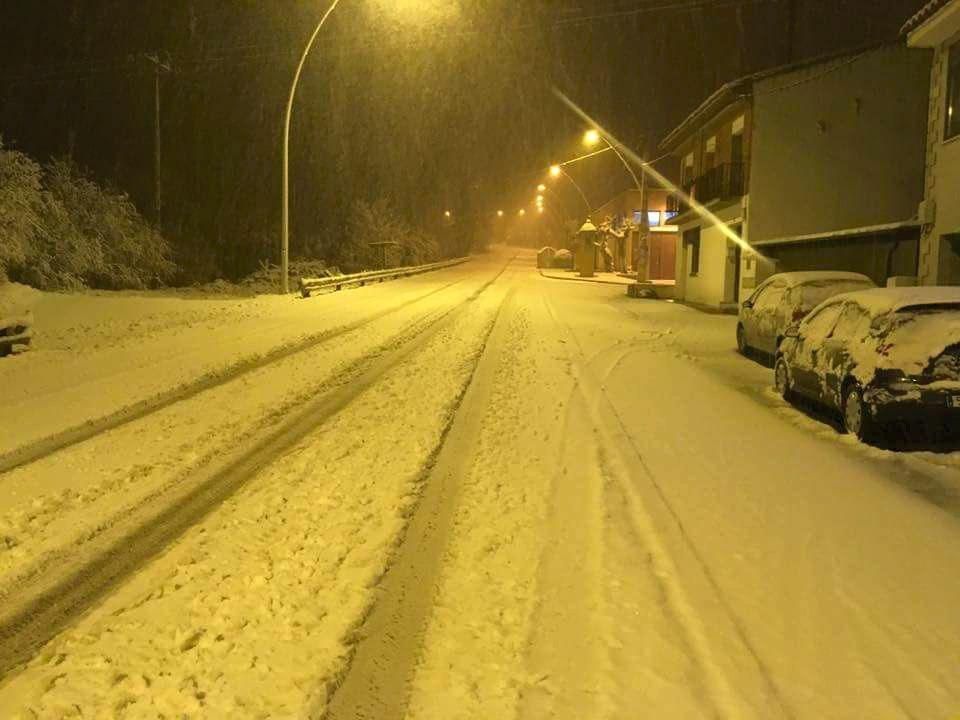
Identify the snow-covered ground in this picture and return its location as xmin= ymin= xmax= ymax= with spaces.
xmin=0 ymin=248 xmax=958 ymax=719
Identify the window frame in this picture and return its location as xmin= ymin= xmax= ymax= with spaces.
xmin=684 ymin=227 xmax=701 ymax=276
xmin=830 ymin=301 xmax=871 ymax=341
xmin=801 ymin=301 xmax=844 ymax=337
xmin=946 ymin=40 xmax=960 ymax=142
xmin=753 ymin=280 xmax=787 ymax=312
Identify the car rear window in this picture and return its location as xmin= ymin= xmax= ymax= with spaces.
xmin=798 ymin=280 xmax=873 ymax=310
xmin=877 ymin=306 xmax=960 ymax=375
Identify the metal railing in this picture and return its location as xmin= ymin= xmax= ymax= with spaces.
xmin=0 ymin=314 xmax=32 ymax=356
xmin=666 ymin=185 xmax=693 ymax=216
xmin=298 ymin=257 xmax=471 ymax=298
xmin=694 ymin=162 xmax=745 ymax=204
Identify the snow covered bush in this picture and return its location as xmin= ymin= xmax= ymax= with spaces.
xmin=0 ymin=140 xmax=44 ymax=281
xmin=0 ymin=151 xmax=177 ymax=290
xmin=344 ymin=199 xmax=440 ymax=272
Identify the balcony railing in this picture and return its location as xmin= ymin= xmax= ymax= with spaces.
xmin=694 ymin=162 xmax=745 ymax=205
xmin=666 ymin=183 xmax=693 ymax=215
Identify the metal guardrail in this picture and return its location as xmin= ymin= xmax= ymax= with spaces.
xmin=298 ymin=257 xmax=471 ymax=298
xmin=0 ymin=314 xmax=32 ymax=356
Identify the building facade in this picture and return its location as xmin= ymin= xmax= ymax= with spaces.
xmin=905 ymin=0 xmax=960 ymax=285
xmin=589 ymin=188 xmax=678 ymax=279
xmin=660 ymin=43 xmax=931 ymax=308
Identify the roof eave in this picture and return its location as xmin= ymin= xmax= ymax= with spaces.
xmin=658 ymin=85 xmax=746 ymax=154
xmin=905 ymin=0 xmax=960 ymax=47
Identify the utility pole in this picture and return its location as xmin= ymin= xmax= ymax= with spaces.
xmin=144 ymin=53 xmax=171 ymax=231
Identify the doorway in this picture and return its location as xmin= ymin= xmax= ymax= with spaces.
xmin=725 ymin=223 xmax=743 ymax=304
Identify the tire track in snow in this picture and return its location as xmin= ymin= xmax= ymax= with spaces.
xmin=0 ymin=259 xmax=515 ymax=679
xmin=541 ymin=292 xmax=793 ymax=720
xmin=0 ymin=277 xmax=466 ymax=476
xmin=514 ymin=375 xmax=615 ymax=719
xmin=322 ymin=284 xmax=517 ymax=720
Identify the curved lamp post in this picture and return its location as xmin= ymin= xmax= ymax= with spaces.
xmin=550 ymin=164 xmax=593 ymax=215
xmin=281 ymin=0 xmax=343 ymax=295
xmin=584 ymin=129 xmax=643 ymax=192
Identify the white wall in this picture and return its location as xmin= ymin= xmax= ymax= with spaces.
xmin=677 ymin=203 xmax=744 ymax=306
xmin=921 ymin=28 xmax=960 ymax=284
xmin=749 ymin=44 xmax=930 ymax=245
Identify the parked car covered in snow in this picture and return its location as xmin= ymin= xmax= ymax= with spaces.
xmin=774 ymin=287 xmax=960 ymax=440
xmin=537 ymin=246 xmax=556 ymax=268
xmin=737 ymin=271 xmax=875 ymax=358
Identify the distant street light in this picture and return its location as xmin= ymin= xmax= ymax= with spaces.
xmin=497 ymin=210 xmax=504 ymax=217
xmin=445 ymin=210 xmax=452 ymax=218
xmin=549 ymin=165 xmax=562 ymax=178
xmin=518 ymin=209 xmax=526 ymax=216
xmin=537 ymin=183 xmax=547 ymax=192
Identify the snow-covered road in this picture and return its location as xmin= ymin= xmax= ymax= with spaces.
xmin=0 ymin=248 xmax=958 ymax=719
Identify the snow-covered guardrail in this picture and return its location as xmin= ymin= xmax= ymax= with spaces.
xmin=0 ymin=313 xmax=33 ymax=357
xmin=298 ymin=257 xmax=471 ymax=298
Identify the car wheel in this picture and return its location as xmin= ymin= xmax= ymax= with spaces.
xmin=736 ymin=325 xmax=748 ymax=356
xmin=842 ymin=384 xmax=874 ymax=441
xmin=774 ymin=356 xmax=794 ymax=401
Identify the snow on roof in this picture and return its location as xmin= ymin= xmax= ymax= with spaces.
xmin=841 ymin=286 xmax=960 ymax=316
xmin=901 ymin=0 xmax=954 ymax=35
xmin=768 ymin=271 xmax=874 ymax=287
xmin=751 ymin=219 xmax=921 ymax=247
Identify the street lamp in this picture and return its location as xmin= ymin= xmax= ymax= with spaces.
xmin=583 ymin=129 xmax=601 ymax=147
xmin=497 ymin=210 xmax=504 ymax=217
xmin=281 ymin=0 xmax=343 ymax=295
xmin=583 ymin=128 xmax=643 ymax=192
xmin=518 ymin=209 xmax=526 ymax=216
xmin=549 ymin=164 xmax=593 ymax=214
xmin=445 ymin=210 xmax=452 ymax=218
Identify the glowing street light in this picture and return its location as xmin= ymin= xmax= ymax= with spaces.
xmin=497 ymin=210 xmax=504 ymax=217
xmin=580 ymin=128 xmax=642 ymax=192
xmin=549 ymin=164 xmax=562 ymax=178
xmin=518 ymin=209 xmax=526 ymax=217
xmin=444 ymin=210 xmax=452 ymax=218
xmin=537 ymin=183 xmax=547 ymax=192
xmin=583 ymin=129 xmax=601 ymax=147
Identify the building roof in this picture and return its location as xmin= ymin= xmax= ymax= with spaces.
xmin=901 ymin=0 xmax=954 ymax=35
xmin=658 ymin=42 xmax=889 ymax=153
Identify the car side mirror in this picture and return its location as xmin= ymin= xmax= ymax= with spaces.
xmin=784 ymin=324 xmax=800 ymax=339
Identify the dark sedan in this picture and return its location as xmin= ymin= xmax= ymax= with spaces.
xmin=774 ymin=287 xmax=960 ymax=441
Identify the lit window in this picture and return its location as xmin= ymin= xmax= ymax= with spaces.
xmin=647 ymin=211 xmax=662 ymax=227
xmin=947 ymin=41 xmax=960 ymax=141
xmin=633 ymin=210 xmax=643 ymax=224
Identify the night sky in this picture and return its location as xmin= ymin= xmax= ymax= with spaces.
xmin=0 ymin=0 xmax=927 ymax=280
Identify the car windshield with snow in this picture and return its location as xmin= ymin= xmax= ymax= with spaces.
xmin=737 ymin=271 xmax=875 ymax=358
xmin=775 ymin=287 xmax=960 ymax=440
